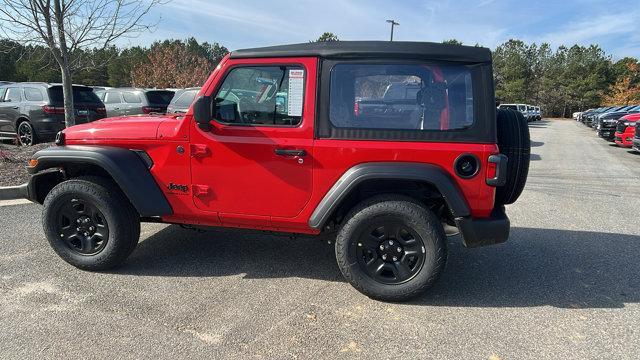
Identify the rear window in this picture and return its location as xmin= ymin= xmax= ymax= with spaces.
xmin=171 ymin=89 xmax=198 ymax=108
xmin=500 ymin=105 xmax=517 ymax=110
xmin=330 ymin=63 xmax=474 ymax=131
xmin=145 ymin=91 xmax=174 ymax=105
xmin=48 ymin=86 xmax=102 ymax=104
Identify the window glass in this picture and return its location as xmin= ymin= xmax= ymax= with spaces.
xmin=48 ymin=86 xmax=102 ymax=104
xmin=24 ymin=87 xmax=44 ymax=101
xmin=329 ymin=63 xmax=473 ymax=130
xmin=5 ymin=87 xmax=21 ymax=102
xmin=104 ymin=92 xmax=121 ymax=104
xmin=122 ymin=91 xmax=142 ymax=103
xmin=173 ymin=90 xmax=198 ymax=108
xmin=214 ymin=66 xmax=304 ymax=126
xmin=145 ymin=91 xmax=174 ymax=105
xmin=0 ymin=88 xmax=6 ymax=100
xmin=95 ymin=91 xmax=105 ymax=101
xmin=500 ymin=105 xmax=517 ymax=110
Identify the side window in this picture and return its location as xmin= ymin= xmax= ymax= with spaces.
xmin=122 ymin=91 xmax=142 ymax=103
xmin=329 ymin=63 xmax=474 ymax=131
xmin=174 ymin=90 xmax=197 ymax=108
xmin=24 ymin=87 xmax=44 ymax=101
xmin=0 ymin=88 xmax=6 ymax=100
xmin=5 ymin=87 xmax=21 ymax=102
xmin=104 ymin=92 xmax=121 ymax=104
xmin=214 ymin=66 xmax=304 ymax=126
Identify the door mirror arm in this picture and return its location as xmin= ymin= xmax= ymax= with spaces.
xmin=192 ymin=95 xmax=213 ymax=131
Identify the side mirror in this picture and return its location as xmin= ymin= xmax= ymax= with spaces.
xmin=192 ymin=95 xmax=212 ymax=131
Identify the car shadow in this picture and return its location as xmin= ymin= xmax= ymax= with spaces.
xmin=530 ymin=140 xmax=544 ymax=147
xmin=117 ymin=225 xmax=640 ymax=309
xmin=530 ymin=153 xmax=542 ymax=161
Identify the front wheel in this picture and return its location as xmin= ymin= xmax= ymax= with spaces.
xmin=17 ymin=121 xmax=36 ymax=146
xmin=42 ymin=176 xmax=140 ymax=271
xmin=335 ymin=195 xmax=447 ymax=301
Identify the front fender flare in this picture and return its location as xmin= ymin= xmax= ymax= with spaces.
xmin=308 ymin=162 xmax=470 ymax=229
xmin=28 ymin=146 xmax=172 ymax=217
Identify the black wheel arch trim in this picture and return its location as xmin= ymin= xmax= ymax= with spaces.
xmin=27 ymin=146 xmax=172 ymax=217
xmin=308 ymin=162 xmax=471 ymax=229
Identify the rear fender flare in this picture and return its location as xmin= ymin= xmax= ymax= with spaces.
xmin=308 ymin=162 xmax=470 ymax=229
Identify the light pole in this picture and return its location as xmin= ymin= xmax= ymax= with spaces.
xmin=386 ymin=19 xmax=399 ymax=41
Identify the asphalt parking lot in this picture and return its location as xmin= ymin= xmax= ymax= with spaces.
xmin=1 ymin=119 xmax=639 ymax=359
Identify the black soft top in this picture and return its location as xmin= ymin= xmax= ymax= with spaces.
xmin=231 ymin=41 xmax=492 ymax=63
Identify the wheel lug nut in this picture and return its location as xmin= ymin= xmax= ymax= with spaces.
xmin=389 ymin=240 xmax=394 ymax=245
xmin=379 ymin=245 xmax=384 ymax=250
xmin=392 ymin=256 xmax=398 ymax=262
xmin=77 ymin=219 xmax=81 ymax=223
xmin=397 ymin=247 xmax=402 ymax=252
xmin=89 ymin=226 xmax=95 ymax=231
xmin=382 ymin=254 xmax=387 ymax=260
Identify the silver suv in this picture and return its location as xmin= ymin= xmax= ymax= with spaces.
xmin=95 ymin=88 xmax=175 ymax=117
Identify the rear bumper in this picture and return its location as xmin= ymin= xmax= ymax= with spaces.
xmin=455 ymin=206 xmax=510 ymax=248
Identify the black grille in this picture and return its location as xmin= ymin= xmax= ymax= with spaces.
xmin=601 ymin=121 xmax=616 ymax=130
xmin=616 ymin=121 xmax=627 ymax=133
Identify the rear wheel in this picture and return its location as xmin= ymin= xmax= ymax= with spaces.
xmin=42 ymin=176 xmax=140 ymax=271
xmin=495 ymin=108 xmax=530 ymax=205
xmin=335 ymin=195 xmax=447 ymax=301
xmin=17 ymin=120 xmax=36 ymax=146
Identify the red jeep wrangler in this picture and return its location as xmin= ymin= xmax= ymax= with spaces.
xmin=2 ymin=42 xmax=530 ymax=301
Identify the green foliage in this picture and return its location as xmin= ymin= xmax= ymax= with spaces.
xmin=313 ymin=32 xmax=339 ymax=42
xmin=493 ymin=40 xmax=621 ymax=117
xmin=442 ymin=39 xmax=463 ymax=45
xmin=0 ymin=38 xmax=228 ymax=88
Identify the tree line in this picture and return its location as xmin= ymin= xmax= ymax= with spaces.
xmin=1 ymin=35 xmax=639 ymax=117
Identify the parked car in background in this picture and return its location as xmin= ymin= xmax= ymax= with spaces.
xmin=0 ymin=82 xmax=105 ymax=145
xmin=534 ymin=106 xmax=541 ymax=121
xmin=633 ymin=121 xmax=640 ymax=152
xmin=573 ymin=111 xmax=582 ymax=120
xmin=586 ymin=107 xmax=615 ymax=127
xmin=498 ymin=103 xmax=528 ymax=120
xmin=526 ymin=105 xmax=536 ymax=121
xmin=166 ymin=87 xmax=199 ymax=114
xmin=596 ymin=109 xmax=639 ymax=140
xmin=95 ymin=88 xmax=175 ymax=117
xmin=614 ymin=113 xmax=640 ymax=147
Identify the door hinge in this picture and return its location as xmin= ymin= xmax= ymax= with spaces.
xmin=190 ymin=144 xmax=210 ymax=158
xmin=192 ymin=184 xmax=210 ymax=197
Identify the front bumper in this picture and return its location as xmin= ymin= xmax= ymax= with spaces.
xmin=455 ymin=206 xmax=510 ymax=248
xmin=597 ymin=128 xmax=616 ymax=140
xmin=633 ymin=138 xmax=640 ymax=151
xmin=614 ymin=132 xmax=634 ymax=147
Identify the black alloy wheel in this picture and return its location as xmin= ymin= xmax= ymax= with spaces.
xmin=355 ymin=221 xmax=425 ymax=284
xmin=56 ymin=197 xmax=109 ymax=255
xmin=17 ymin=121 xmax=35 ymax=146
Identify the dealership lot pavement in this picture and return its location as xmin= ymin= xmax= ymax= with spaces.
xmin=1 ymin=119 xmax=639 ymax=359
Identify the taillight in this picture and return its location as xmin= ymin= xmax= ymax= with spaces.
xmin=43 ymin=105 xmax=64 ymax=114
xmin=96 ymin=107 xmax=106 ymax=115
xmin=354 ymin=101 xmax=360 ymax=117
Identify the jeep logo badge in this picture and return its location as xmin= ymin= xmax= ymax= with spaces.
xmin=168 ymin=183 xmax=188 ymax=192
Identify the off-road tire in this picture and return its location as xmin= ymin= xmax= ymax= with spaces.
xmin=495 ymin=108 xmax=530 ymax=205
xmin=335 ymin=195 xmax=447 ymax=302
xmin=42 ymin=176 xmax=140 ymax=271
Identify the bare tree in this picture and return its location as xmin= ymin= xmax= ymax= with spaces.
xmin=0 ymin=0 xmax=164 ymax=127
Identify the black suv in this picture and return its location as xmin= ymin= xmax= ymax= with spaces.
xmin=0 ymin=83 xmax=106 ymax=145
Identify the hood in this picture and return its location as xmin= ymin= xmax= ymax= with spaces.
xmin=63 ymin=115 xmax=180 ymax=141
xmin=621 ymin=113 xmax=640 ymax=122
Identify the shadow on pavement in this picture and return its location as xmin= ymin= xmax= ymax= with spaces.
xmin=530 ymin=140 xmax=544 ymax=147
xmin=119 ymin=225 xmax=640 ymax=309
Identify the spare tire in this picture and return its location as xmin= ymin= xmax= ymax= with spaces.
xmin=494 ymin=108 xmax=530 ymax=205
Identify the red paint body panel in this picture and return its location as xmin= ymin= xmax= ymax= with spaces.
xmin=61 ymin=53 xmax=498 ymax=234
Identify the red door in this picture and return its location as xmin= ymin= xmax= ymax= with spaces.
xmin=190 ymin=57 xmax=317 ymax=226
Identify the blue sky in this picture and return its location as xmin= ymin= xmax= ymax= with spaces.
xmin=119 ymin=0 xmax=640 ymax=58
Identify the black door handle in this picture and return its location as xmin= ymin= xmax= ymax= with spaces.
xmin=275 ymin=148 xmax=306 ymax=157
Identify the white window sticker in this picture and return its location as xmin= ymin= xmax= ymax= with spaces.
xmin=287 ymin=69 xmax=304 ymax=116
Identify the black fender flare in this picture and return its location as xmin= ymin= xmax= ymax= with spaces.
xmin=308 ymin=162 xmax=470 ymax=229
xmin=28 ymin=146 xmax=172 ymax=217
